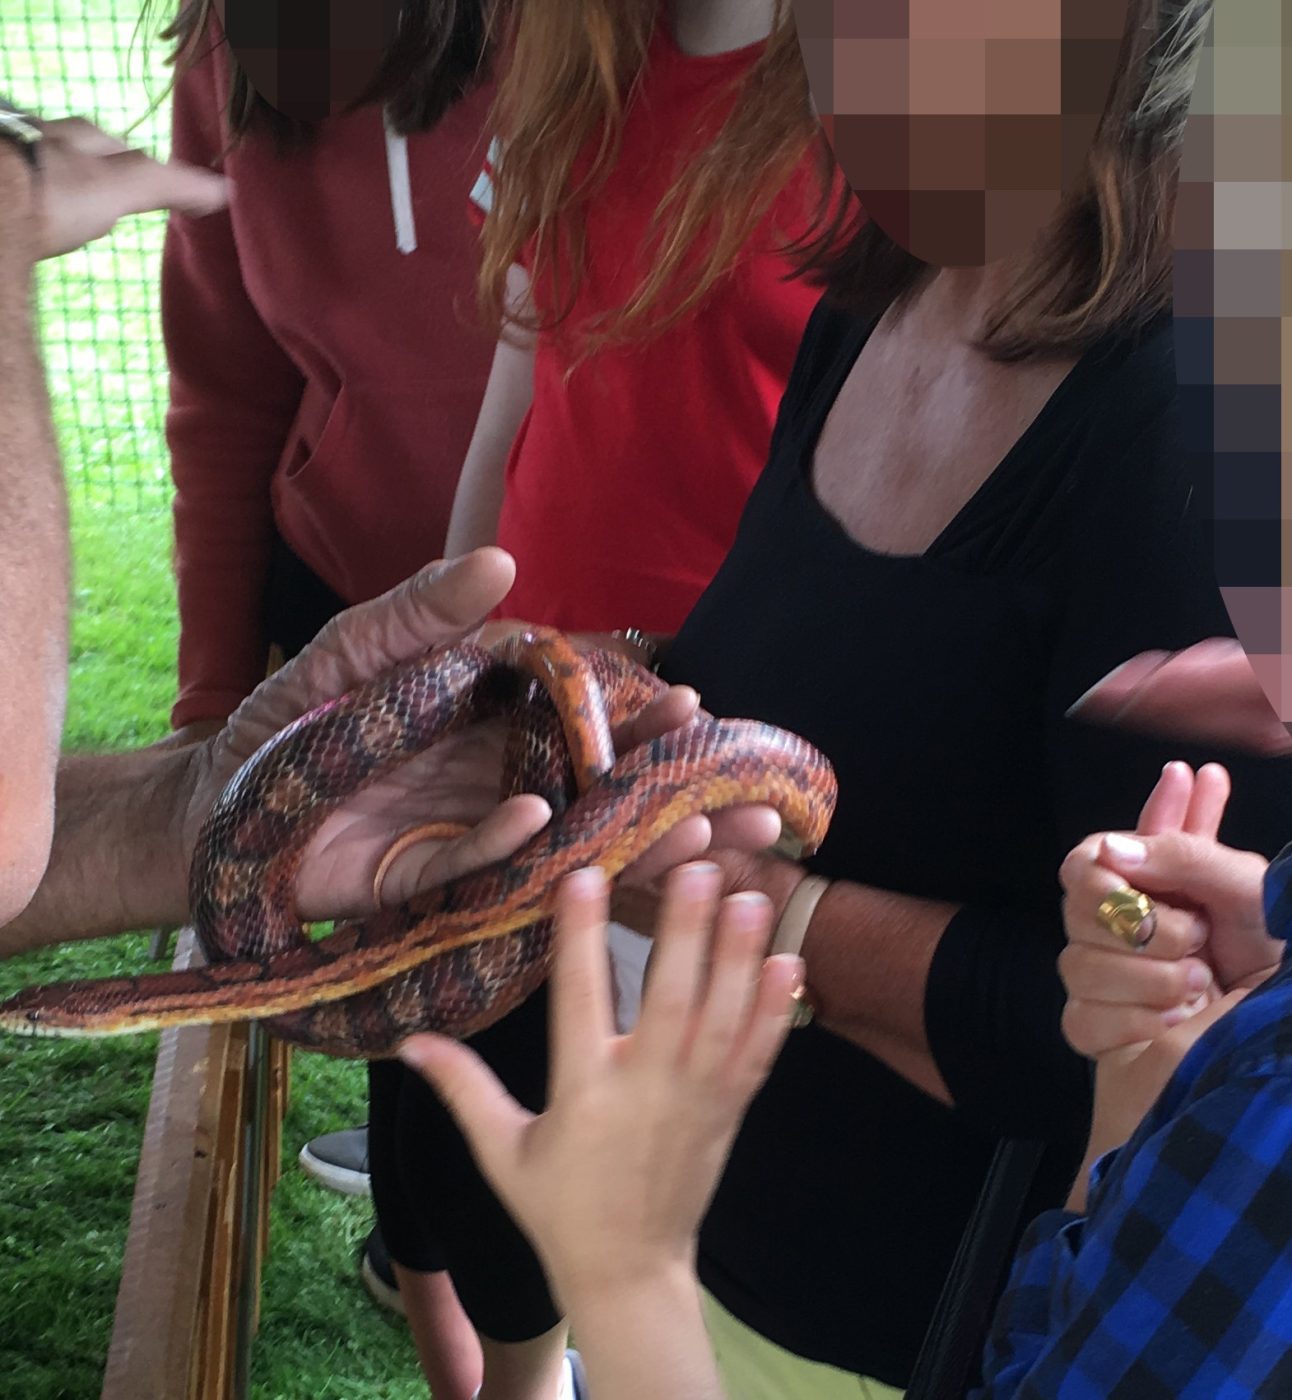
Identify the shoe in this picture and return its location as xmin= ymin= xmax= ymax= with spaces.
xmin=359 ymin=1224 xmax=406 ymax=1317
xmin=563 ymin=1350 xmax=589 ymax=1400
xmin=299 ymin=1124 xmax=371 ymax=1197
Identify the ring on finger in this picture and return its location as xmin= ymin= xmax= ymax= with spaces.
xmin=1096 ymin=886 xmax=1158 ymax=951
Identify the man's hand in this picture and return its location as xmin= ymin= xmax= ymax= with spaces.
xmin=183 ymin=550 xmax=779 ymax=923
xmin=15 ymin=115 xmax=227 ymax=261
xmin=2 ymin=550 xmax=783 ymax=953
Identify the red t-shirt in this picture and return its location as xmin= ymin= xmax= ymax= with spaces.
xmin=472 ymin=26 xmax=849 ymax=634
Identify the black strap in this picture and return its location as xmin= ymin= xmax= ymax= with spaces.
xmin=904 ymin=1138 xmax=1047 ymax=1400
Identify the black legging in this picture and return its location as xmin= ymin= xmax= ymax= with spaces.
xmin=265 ymin=537 xmax=562 ymax=1341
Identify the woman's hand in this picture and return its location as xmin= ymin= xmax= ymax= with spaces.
xmin=181 ymin=552 xmax=779 ymax=923
xmin=475 ymin=619 xmax=665 ymax=672
xmin=1058 ymin=761 xmax=1279 ymax=1203
xmin=611 ymin=847 xmax=808 ymax=945
xmin=1060 ymin=763 xmax=1277 ymax=1060
xmin=399 ymin=862 xmax=803 ymax=1307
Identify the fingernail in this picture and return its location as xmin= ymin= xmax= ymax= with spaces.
xmin=1187 ymin=964 xmax=1212 ymax=994
xmin=397 ymin=1036 xmax=429 ymax=1069
xmin=1102 ymin=833 xmax=1147 ymax=865
xmin=563 ymin=867 xmax=605 ymax=895
xmin=418 ymin=556 xmax=463 ymax=586
xmin=725 ymin=890 xmax=771 ymax=921
xmin=1162 ymin=1004 xmax=1196 ymax=1027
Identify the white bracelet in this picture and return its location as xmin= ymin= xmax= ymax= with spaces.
xmin=771 ymin=875 xmax=831 ymax=958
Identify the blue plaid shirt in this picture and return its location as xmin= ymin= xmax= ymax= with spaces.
xmin=975 ymin=844 xmax=1292 ymax=1399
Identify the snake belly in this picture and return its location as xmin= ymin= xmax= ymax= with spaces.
xmin=0 ymin=628 xmax=838 ymax=1058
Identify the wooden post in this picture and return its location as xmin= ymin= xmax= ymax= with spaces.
xmin=102 ymin=931 xmax=289 ymax=1400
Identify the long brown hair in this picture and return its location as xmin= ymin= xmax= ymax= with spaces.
xmin=143 ymin=0 xmax=496 ymax=147
xmin=478 ymin=1 xmax=850 ymax=352
xmin=811 ymin=0 xmax=1213 ymax=362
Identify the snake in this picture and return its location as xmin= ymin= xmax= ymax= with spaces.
xmin=0 ymin=628 xmax=837 ymax=1059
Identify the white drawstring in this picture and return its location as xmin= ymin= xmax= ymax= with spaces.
xmin=384 ymin=109 xmax=417 ymax=255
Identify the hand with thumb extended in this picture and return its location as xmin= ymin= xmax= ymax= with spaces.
xmin=1060 ymin=761 xmax=1277 ymax=1065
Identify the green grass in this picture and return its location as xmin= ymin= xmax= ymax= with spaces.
xmin=0 ymin=507 xmax=431 ymax=1398
xmin=0 ymin=3 xmax=436 ymax=1393
xmin=1 ymin=0 xmax=174 ymax=512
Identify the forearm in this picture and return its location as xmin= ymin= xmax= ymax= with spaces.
xmin=562 ymin=1266 xmax=727 ymax=1400
xmin=801 ymin=878 xmax=957 ymax=1103
xmin=0 ymin=746 xmax=196 ymax=956
xmin=444 ymin=347 xmax=535 ymax=554
xmin=0 ymin=152 xmax=69 ymax=923
xmin=445 ymin=266 xmax=536 ymax=557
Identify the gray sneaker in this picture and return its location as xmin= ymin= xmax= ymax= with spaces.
xmin=298 ymin=1124 xmax=371 ymax=1197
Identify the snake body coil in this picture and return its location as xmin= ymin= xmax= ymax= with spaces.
xmin=0 ymin=629 xmax=837 ymax=1058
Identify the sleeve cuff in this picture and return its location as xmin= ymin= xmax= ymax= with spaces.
xmin=925 ymin=902 xmax=1092 ymax=1141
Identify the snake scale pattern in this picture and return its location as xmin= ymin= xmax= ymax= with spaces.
xmin=0 ymin=628 xmax=838 ymax=1058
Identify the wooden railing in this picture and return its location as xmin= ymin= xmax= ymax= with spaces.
xmin=101 ymin=930 xmax=290 ymax=1400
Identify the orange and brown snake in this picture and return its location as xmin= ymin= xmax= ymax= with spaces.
xmin=0 ymin=628 xmax=837 ymax=1058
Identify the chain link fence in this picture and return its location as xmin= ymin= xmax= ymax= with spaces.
xmin=0 ymin=0 xmax=173 ymax=511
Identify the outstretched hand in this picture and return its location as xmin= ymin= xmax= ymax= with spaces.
xmin=184 ymin=550 xmax=780 ymax=923
xmin=20 ymin=115 xmax=228 ymax=260
xmin=400 ymin=862 xmax=803 ymax=1307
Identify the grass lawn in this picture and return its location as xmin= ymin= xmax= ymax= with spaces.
xmin=0 ymin=3 xmax=436 ymax=1395
xmin=0 ymin=507 xmax=432 ymax=1400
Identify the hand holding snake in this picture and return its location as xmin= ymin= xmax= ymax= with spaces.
xmin=0 ymin=553 xmax=836 ymax=1058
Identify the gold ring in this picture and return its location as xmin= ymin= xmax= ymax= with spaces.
xmin=1096 ymin=887 xmax=1157 ymax=950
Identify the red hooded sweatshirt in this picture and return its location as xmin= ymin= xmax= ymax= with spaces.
xmin=164 ymin=21 xmax=496 ymax=726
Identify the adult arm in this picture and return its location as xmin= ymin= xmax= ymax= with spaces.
xmin=443 ymin=263 xmax=536 ymax=556
xmin=0 ymin=148 xmax=68 ymax=924
xmin=920 ymin=411 xmax=1292 ymax=1141
xmin=0 ymin=124 xmax=225 ymax=926
xmin=0 ymin=550 xmax=773 ymax=956
xmin=669 ymin=414 xmax=1292 ymax=1138
xmin=164 ymin=27 xmax=308 ymax=728
xmin=0 ymin=552 xmax=533 ymax=953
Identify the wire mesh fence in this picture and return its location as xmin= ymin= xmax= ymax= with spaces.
xmin=0 ymin=0 xmax=174 ymax=512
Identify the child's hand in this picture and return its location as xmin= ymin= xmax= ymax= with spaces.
xmin=399 ymin=861 xmax=803 ymax=1306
